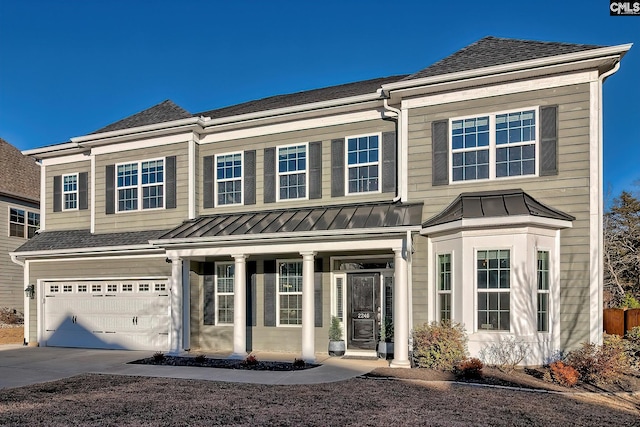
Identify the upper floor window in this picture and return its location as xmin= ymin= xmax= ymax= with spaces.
xmin=9 ymin=208 xmax=39 ymax=238
xmin=63 ymin=174 xmax=78 ymax=210
xmin=116 ymin=159 xmax=164 ymax=212
xmin=451 ymin=109 xmax=537 ymax=182
xmin=216 ymin=153 xmax=242 ymax=206
xmin=346 ymin=134 xmax=380 ymax=194
xmin=278 ymin=144 xmax=307 ymax=200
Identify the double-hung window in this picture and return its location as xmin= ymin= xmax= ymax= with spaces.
xmin=346 ymin=134 xmax=380 ymax=194
xmin=278 ymin=261 xmax=303 ymax=326
xmin=216 ymin=153 xmax=242 ymax=206
xmin=278 ymin=144 xmax=307 ymax=200
xmin=116 ymin=159 xmax=164 ymax=211
xmin=9 ymin=208 xmax=39 ymax=238
xmin=537 ymin=251 xmax=550 ymax=332
xmin=215 ymin=262 xmax=234 ymax=325
xmin=437 ymin=254 xmax=452 ymax=321
xmin=477 ymin=250 xmax=510 ymax=331
xmin=63 ymin=174 xmax=78 ymax=210
xmin=451 ymin=108 xmax=537 ymax=182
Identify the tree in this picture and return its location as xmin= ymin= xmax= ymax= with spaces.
xmin=604 ymin=191 xmax=640 ymax=307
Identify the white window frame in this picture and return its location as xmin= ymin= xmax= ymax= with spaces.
xmin=214 ymin=151 xmax=243 ymax=207
xmin=276 ymin=259 xmax=303 ymax=327
xmin=115 ymin=157 xmax=166 ymax=212
xmin=475 ymin=248 xmax=511 ymax=332
xmin=345 ymin=132 xmax=382 ymax=195
xmin=449 ymin=106 xmax=539 ymax=184
xmin=437 ymin=253 xmax=453 ymax=322
xmin=276 ymin=142 xmax=309 ymax=202
xmin=62 ymin=173 xmax=79 ymax=211
xmin=536 ymin=249 xmax=551 ymax=333
xmin=215 ymin=262 xmax=235 ymax=325
xmin=8 ymin=206 xmax=39 ymax=239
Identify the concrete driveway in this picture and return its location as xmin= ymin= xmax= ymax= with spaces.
xmin=0 ymin=345 xmax=387 ymax=389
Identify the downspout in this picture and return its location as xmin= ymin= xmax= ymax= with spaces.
xmin=381 ymin=93 xmax=402 ymax=203
xmin=406 ymin=229 xmax=414 ymax=351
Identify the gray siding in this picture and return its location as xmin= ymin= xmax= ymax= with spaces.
xmin=45 ymin=161 xmax=91 ymax=231
xmin=407 ymin=83 xmax=592 ymax=350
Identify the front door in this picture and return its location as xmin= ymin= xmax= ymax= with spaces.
xmin=347 ymin=273 xmax=379 ymax=350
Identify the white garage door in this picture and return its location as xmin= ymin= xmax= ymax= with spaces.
xmin=43 ymin=280 xmax=170 ymax=351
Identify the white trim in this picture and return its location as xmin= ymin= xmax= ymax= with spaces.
xmin=115 ymin=157 xmax=166 ymax=213
xmin=384 ymin=45 xmax=631 ymax=92
xmin=344 ymin=132 xmax=383 ymax=196
xmin=589 ymin=79 xmax=601 ymax=343
xmin=11 ymin=245 xmax=163 ymax=259
xmin=90 ymin=154 xmax=95 ymax=233
xmin=199 ymin=110 xmax=383 ymax=144
xmin=90 ymin=133 xmax=191 ymax=155
xmin=39 ymin=162 xmax=45 ymax=231
xmin=23 ymin=259 xmax=30 ymax=344
xmin=421 ymin=216 xmax=572 ymax=236
xmin=71 ymin=118 xmax=203 ymax=144
xmin=400 ymin=107 xmax=409 ymax=202
xmin=40 ymin=153 xmax=90 ymax=166
xmin=276 ymin=142 xmax=309 ymax=202
xmin=62 ymin=173 xmax=79 ymax=211
xmin=188 ymin=137 xmax=196 ymax=219
xmin=214 ymin=151 xmax=244 ymax=207
xmin=24 ymin=142 xmax=81 ymax=157
xmin=276 ymin=258 xmax=304 ymax=327
xmin=401 ymin=71 xmax=597 ymax=110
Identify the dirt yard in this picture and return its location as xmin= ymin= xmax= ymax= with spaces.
xmin=0 ymin=325 xmax=22 ymax=345
xmin=0 ymin=373 xmax=638 ymax=426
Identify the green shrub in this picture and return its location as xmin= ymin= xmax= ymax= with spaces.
xmin=412 ymin=321 xmax=468 ymax=370
xmin=328 ymin=316 xmax=343 ymax=341
xmin=549 ymin=361 xmax=579 ymax=387
xmin=479 ymin=336 xmax=530 ymax=373
xmin=454 ymin=358 xmax=483 ymax=379
xmin=564 ymin=335 xmax=629 ymax=385
xmin=619 ymin=293 xmax=640 ymax=309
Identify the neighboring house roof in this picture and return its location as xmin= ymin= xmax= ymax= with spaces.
xmin=0 ymin=138 xmax=40 ymax=202
xmin=422 ymin=189 xmax=575 ymax=228
xmin=93 ymin=100 xmax=192 ymax=134
xmin=403 ymin=36 xmax=605 ymax=81
xmin=13 ymin=229 xmax=167 ymax=253
xmin=194 ymin=76 xmax=407 ymax=120
xmin=160 ymin=202 xmax=424 ymax=240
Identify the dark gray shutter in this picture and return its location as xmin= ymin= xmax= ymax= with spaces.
xmin=203 ymin=265 xmax=215 ymax=325
xmin=382 ymin=131 xmax=397 ymax=193
xmin=247 ymin=261 xmax=257 ymax=327
xmin=165 ymin=156 xmax=177 ymax=209
xmin=203 ymin=156 xmax=214 ymax=209
xmin=309 ymin=141 xmax=322 ymax=199
xmin=244 ymin=150 xmax=256 ymax=205
xmin=53 ymin=175 xmax=62 ymax=212
xmin=78 ymin=172 xmax=88 ymax=210
xmin=331 ymin=138 xmax=345 ymax=197
xmin=432 ymin=120 xmax=449 ymax=186
xmin=314 ymin=258 xmax=323 ymax=328
xmin=263 ymin=260 xmax=277 ymax=327
xmin=540 ymin=105 xmax=558 ymax=176
xmin=105 ymin=165 xmax=115 ymax=214
xmin=263 ymin=147 xmax=276 ymax=203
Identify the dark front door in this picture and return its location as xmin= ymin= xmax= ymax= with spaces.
xmin=347 ymin=273 xmax=380 ymax=350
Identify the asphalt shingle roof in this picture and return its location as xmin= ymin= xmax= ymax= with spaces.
xmin=13 ymin=229 xmax=168 ymax=253
xmin=403 ymin=36 xmax=605 ymax=81
xmin=93 ymin=100 xmax=192 ymax=134
xmin=0 ymin=138 xmax=40 ymax=201
xmin=422 ymin=189 xmax=575 ymax=228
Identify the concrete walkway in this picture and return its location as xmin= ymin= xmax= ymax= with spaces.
xmin=0 ymin=345 xmax=389 ymax=389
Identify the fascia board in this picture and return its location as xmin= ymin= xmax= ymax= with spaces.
xmin=73 ymin=121 xmax=205 ymax=147
xmin=420 ymin=216 xmax=573 ymax=235
xmin=382 ymin=43 xmax=632 ymax=93
xmin=151 ymin=226 xmax=422 ymax=248
xmin=23 ymin=143 xmax=84 ymax=159
xmin=10 ymin=245 xmax=163 ymax=260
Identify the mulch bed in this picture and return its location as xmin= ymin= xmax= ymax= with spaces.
xmin=0 ymin=324 xmax=23 ymax=345
xmin=129 ymin=355 xmax=319 ymax=371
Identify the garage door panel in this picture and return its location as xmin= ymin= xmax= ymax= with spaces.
xmin=44 ymin=280 xmax=170 ymax=351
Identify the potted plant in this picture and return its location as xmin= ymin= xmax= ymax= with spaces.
xmin=377 ymin=316 xmax=394 ymax=359
xmin=328 ymin=316 xmax=345 ymax=356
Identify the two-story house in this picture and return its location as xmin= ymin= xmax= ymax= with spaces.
xmin=1 ymin=138 xmax=40 ymax=325
xmin=12 ymin=37 xmax=631 ymax=366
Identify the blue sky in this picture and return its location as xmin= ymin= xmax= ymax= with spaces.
xmin=0 ymin=0 xmax=638 ymax=200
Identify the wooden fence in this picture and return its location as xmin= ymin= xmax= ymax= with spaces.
xmin=603 ymin=308 xmax=640 ymax=336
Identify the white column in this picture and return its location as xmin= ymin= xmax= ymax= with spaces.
xmin=391 ymin=247 xmax=410 ymax=368
xmin=23 ymin=260 xmax=29 ymax=345
xmin=169 ymin=257 xmax=184 ymax=354
xmin=301 ymin=251 xmax=316 ymax=363
xmin=182 ymin=260 xmax=191 ymax=351
xmin=230 ymin=254 xmax=247 ymax=359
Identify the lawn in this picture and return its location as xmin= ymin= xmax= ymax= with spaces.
xmin=0 ymin=374 xmax=638 ymax=426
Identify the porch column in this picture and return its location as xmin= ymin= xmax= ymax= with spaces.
xmin=230 ymin=254 xmax=247 ymax=359
xmin=182 ymin=260 xmax=191 ymax=351
xmin=391 ymin=247 xmax=410 ymax=368
xmin=301 ymin=251 xmax=316 ymax=363
xmin=169 ymin=257 xmax=184 ymax=354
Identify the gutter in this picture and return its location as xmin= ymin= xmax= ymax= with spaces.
xmin=10 ymin=254 xmax=24 ymax=267
xmin=381 ymin=94 xmax=403 ymax=202
xmin=9 ymin=245 xmax=163 ymax=260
